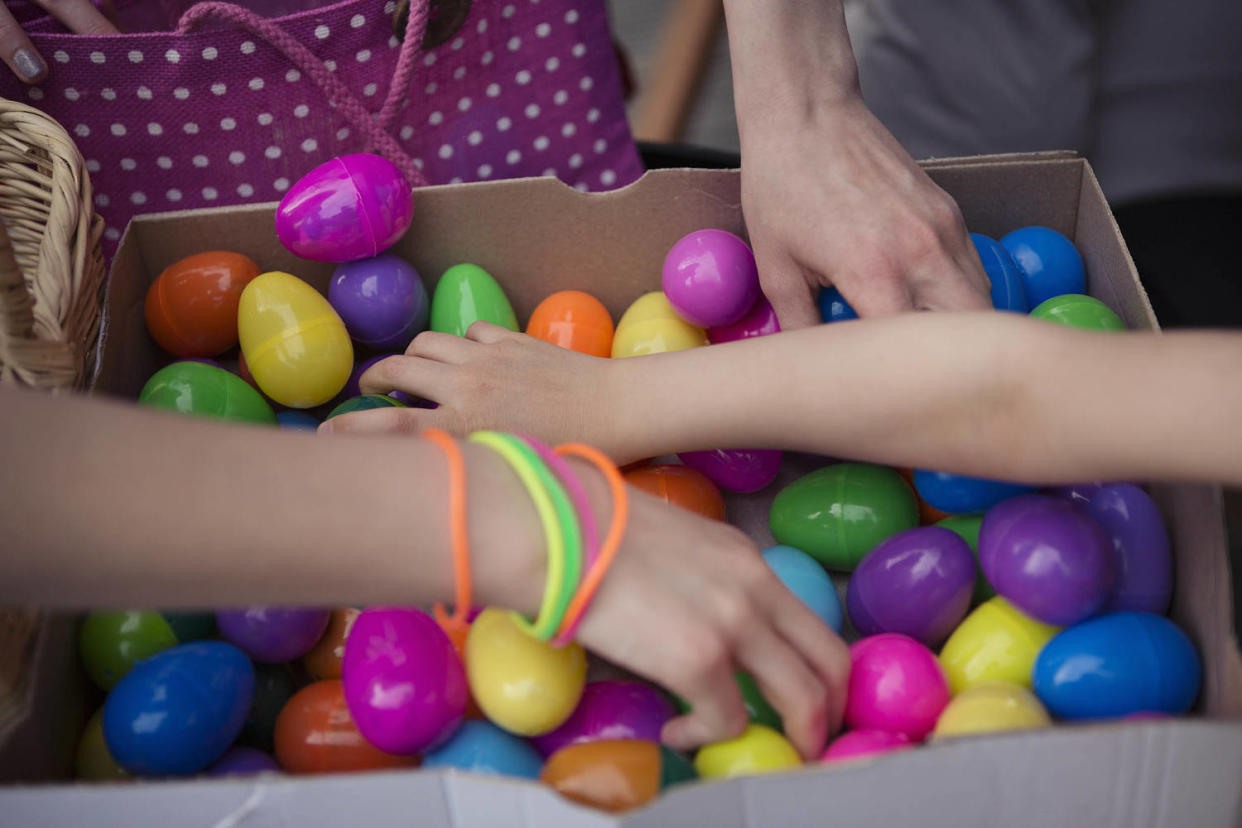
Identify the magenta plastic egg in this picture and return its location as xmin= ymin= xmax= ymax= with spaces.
xmin=275 ymin=154 xmax=414 ymax=263
xmin=341 ymin=607 xmax=468 ymax=755
xmin=678 ymin=448 xmax=782 ymax=494
xmin=1083 ymin=484 xmax=1172 ymax=614
xmin=979 ymin=495 xmax=1117 ymax=626
xmin=707 ymin=296 xmax=780 ymax=344
xmin=844 ymin=634 xmax=949 ymax=741
xmin=529 ymin=680 xmax=676 ymax=758
xmin=662 ymin=229 xmax=760 ymax=328
xmin=821 ymin=730 xmax=911 ymax=764
xmin=846 ymin=527 xmax=975 ymax=647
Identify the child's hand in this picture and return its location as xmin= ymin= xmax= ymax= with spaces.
xmin=1 ymin=0 xmax=119 ymax=83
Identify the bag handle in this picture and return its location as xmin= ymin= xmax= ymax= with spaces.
xmin=175 ymin=1 xmax=431 ymax=188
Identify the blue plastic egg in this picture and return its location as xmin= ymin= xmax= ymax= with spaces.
xmin=103 ymin=642 xmax=255 ymax=776
xmin=1032 ymin=612 xmax=1200 ymax=720
xmin=913 ymin=470 xmax=1035 ymax=515
xmin=1000 ymin=226 xmax=1086 ymax=307
xmin=276 ymin=410 xmax=322 ymax=431
xmin=971 ymin=233 xmax=1027 ymax=312
xmin=817 ymin=287 xmax=858 ymax=323
xmin=421 ymin=720 xmax=543 ymax=779
xmin=761 ymin=545 xmax=844 ymax=632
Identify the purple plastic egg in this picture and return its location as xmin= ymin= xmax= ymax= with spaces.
xmin=345 ymin=354 xmax=413 ymax=406
xmin=341 ymin=607 xmax=467 ymax=755
xmin=275 ymin=154 xmax=414 ymax=263
xmin=707 ymin=296 xmax=781 ymax=344
xmin=846 ymin=527 xmax=975 ymax=647
xmin=1045 ymin=482 xmax=1105 ymax=505
xmin=979 ymin=495 xmax=1117 ymax=626
xmin=1083 ymin=484 xmax=1172 ymax=614
xmin=206 ymin=746 xmax=280 ymax=776
xmin=215 ymin=607 xmax=331 ymax=664
xmin=329 ymin=254 xmax=428 ymax=351
xmin=678 ymin=448 xmax=782 ymax=494
xmin=662 ymin=229 xmax=761 ymax=328
xmin=529 ymin=680 xmax=675 ymax=758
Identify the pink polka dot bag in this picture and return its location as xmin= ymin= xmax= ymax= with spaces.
xmin=0 ymin=0 xmax=643 ymax=260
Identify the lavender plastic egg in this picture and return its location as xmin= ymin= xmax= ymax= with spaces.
xmin=662 ymin=229 xmax=760 ymax=328
xmin=979 ymin=495 xmax=1116 ymax=626
xmin=206 ymin=746 xmax=280 ymax=776
xmin=342 ymin=607 xmax=468 ymax=755
xmin=679 ymin=448 xmax=782 ymax=494
xmin=275 ymin=154 xmax=414 ymax=263
xmin=345 ymin=354 xmax=413 ymax=406
xmin=846 ymin=527 xmax=975 ymax=647
xmin=1083 ymin=484 xmax=1172 ymax=614
xmin=530 ymin=680 xmax=676 ymax=758
xmin=329 ymin=254 xmax=428 ymax=351
xmin=215 ymin=607 xmax=331 ymax=664
xmin=707 ymin=296 xmax=780 ymax=344
xmin=1046 ymin=482 xmax=1105 ymax=505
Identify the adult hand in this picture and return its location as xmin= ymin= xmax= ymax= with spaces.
xmin=1 ymin=0 xmax=119 ymax=83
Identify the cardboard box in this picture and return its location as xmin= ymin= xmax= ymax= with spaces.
xmin=2 ymin=154 xmax=1241 ymax=826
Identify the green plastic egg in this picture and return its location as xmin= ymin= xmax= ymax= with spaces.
xmin=139 ymin=361 xmax=276 ymax=425
xmin=430 ymin=264 xmax=519 ymax=337
xmin=935 ymin=514 xmax=994 ymax=604
xmin=769 ymin=464 xmax=918 ymax=571
xmin=79 ymin=611 xmax=179 ymax=691
xmin=1029 ymin=294 xmax=1125 ymax=331
xmin=325 ymin=394 xmax=409 ymax=420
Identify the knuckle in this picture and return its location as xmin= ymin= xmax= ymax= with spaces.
xmin=407 ymin=330 xmax=441 ymax=357
xmin=682 ymin=630 xmax=729 ymax=682
xmin=710 ymin=587 xmax=757 ymax=638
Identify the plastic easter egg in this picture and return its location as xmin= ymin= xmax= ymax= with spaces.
xmin=820 ymin=730 xmax=910 ymax=764
xmin=465 ymin=608 xmax=587 ymax=736
xmin=913 ymin=469 xmax=1034 ymax=515
xmin=894 ymin=467 xmax=953 ymax=525
xmin=679 ymin=448 xmax=782 ymax=494
xmin=79 ymin=610 xmax=179 ymax=692
xmin=342 ymin=607 xmax=468 ymax=755
xmin=1000 ymin=226 xmax=1086 ymax=307
xmin=624 ymin=464 xmax=726 ymax=520
xmin=542 ymin=740 xmax=695 ymax=813
xmin=707 ymin=296 xmax=780 ymax=343
xmin=530 ymin=680 xmax=675 ymax=758
xmin=761 ymin=545 xmax=844 ymax=632
xmin=1083 ymin=484 xmax=1172 ymax=614
xmin=276 ymin=410 xmax=321 ymax=430
xmin=325 ymin=394 xmax=408 ymax=420
xmin=611 ymin=292 xmax=708 ymax=358
xmin=103 ymin=641 xmax=254 ymax=776
xmin=207 ymin=746 xmax=281 ymax=776
xmin=931 ymin=681 xmax=1051 ymax=740
xmin=237 ymin=662 xmax=298 ymax=753
xmin=430 ymin=263 xmax=519 ymax=336
xmin=674 ymin=672 xmax=782 ymax=733
xmin=1046 ymin=481 xmax=1105 ymax=505
xmin=1030 ymin=294 xmax=1125 ymax=331
xmin=343 ymin=354 xmax=415 ymax=405
xmin=328 ymin=254 xmax=429 ymax=351
xmin=979 ymin=494 xmax=1116 ymax=626
xmin=817 ymin=286 xmax=858 ymax=323
xmin=139 ymin=361 xmax=277 ymax=425
xmin=770 ymin=464 xmax=919 ymax=571
xmin=694 ymin=724 xmax=801 ymax=780
xmin=238 ymin=272 xmax=354 ymax=408
xmin=76 ymin=707 xmax=128 ymax=781
xmin=422 ymin=720 xmax=543 ymax=778
xmin=303 ymin=607 xmax=360 ymax=681
xmin=526 ymin=290 xmax=615 ymax=357
xmin=845 ymin=634 xmax=949 ymax=741
xmin=970 ymin=233 xmax=1027 ymax=312
xmin=846 ymin=527 xmax=975 ymax=647
xmin=662 ymin=229 xmax=760 ymax=328
xmin=938 ymin=597 xmax=1060 ymax=694
xmin=276 ymin=153 xmax=413 ymax=263
xmin=1032 ymin=612 xmax=1200 ymax=719
xmin=274 ymin=679 xmax=419 ymax=774
xmin=144 ymin=251 xmax=260 ymax=357
xmin=934 ymin=514 xmax=994 ymax=604
xmin=216 ymin=606 xmax=330 ymax=663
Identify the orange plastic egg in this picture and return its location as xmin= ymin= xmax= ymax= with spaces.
xmin=624 ymin=464 xmax=726 ymax=521
xmin=302 ymin=608 xmax=359 ymax=681
xmin=273 ymin=679 xmax=419 ymax=774
xmin=526 ymin=290 xmax=615 ymax=358
xmin=144 ymin=251 xmax=260 ymax=358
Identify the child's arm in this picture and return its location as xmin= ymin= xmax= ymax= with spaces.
xmin=333 ymin=314 xmax=1242 ymax=486
xmin=0 ymin=385 xmax=847 ymax=757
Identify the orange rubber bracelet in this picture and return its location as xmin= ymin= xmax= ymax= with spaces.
xmin=551 ymin=443 xmax=629 ymax=647
xmin=424 ymin=428 xmax=473 ymax=639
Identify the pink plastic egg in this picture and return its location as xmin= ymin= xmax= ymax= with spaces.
xmin=662 ymin=229 xmax=760 ymax=328
xmin=707 ymin=296 xmax=780 ymax=344
xmin=844 ymin=634 xmax=949 ymax=741
xmin=821 ymin=730 xmax=912 ymax=764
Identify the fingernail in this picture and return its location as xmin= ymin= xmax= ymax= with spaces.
xmin=14 ymin=49 xmax=46 ymax=81
xmin=317 ymin=421 xmax=334 ymax=434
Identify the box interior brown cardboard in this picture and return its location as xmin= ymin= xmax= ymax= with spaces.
xmin=2 ymin=156 xmax=1240 ymax=826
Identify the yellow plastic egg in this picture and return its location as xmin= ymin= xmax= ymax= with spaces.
xmin=465 ymin=608 xmax=587 ymax=736
xmin=939 ymin=597 xmax=1061 ymax=695
xmin=931 ymin=681 xmax=1052 ymax=740
xmin=693 ymin=724 xmax=801 ymax=780
xmin=76 ymin=707 xmax=128 ymax=781
xmin=611 ymin=292 xmax=708 ymax=358
xmin=238 ymin=271 xmax=353 ymax=408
